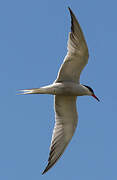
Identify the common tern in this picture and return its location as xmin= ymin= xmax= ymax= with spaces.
xmin=18 ymin=7 xmax=99 ymax=174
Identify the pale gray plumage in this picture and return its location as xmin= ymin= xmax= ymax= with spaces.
xmin=42 ymin=96 xmax=77 ymax=174
xmin=18 ymin=7 xmax=99 ymax=175
xmin=55 ymin=7 xmax=89 ymax=84
xmin=42 ymin=7 xmax=89 ymax=174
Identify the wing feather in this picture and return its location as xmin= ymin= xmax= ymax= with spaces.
xmin=55 ymin=7 xmax=89 ymax=83
xmin=42 ymin=95 xmax=78 ymax=174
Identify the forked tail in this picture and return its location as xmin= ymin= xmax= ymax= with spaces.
xmin=17 ymin=88 xmax=42 ymax=95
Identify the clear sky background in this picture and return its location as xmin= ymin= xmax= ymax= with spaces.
xmin=0 ymin=0 xmax=117 ymax=179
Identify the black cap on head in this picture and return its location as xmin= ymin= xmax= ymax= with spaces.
xmin=83 ymin=85 xmax=100 ymax=102
xmin=83 ymin=85 xmax=94 ymax=94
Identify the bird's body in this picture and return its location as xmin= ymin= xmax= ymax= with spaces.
xmin=18 ymin=7 xmax=99 ymax=174
xmin=20 ymin=82 xmax=92 ymax=96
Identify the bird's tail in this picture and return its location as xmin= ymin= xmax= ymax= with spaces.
xmin=16 ymin=88 xmax=42 ymax=95
xmin=17 ymin=84 xmax=55 ymax=95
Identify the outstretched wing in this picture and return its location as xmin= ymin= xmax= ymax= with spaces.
xmin=42 ymin=95 xmax=78 ymax=174
xmin=55 ymin=7 xmax=89 ymax=83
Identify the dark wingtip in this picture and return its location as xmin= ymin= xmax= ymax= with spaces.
xmin=68 ymin=7 xmax=74 ymax=33
xmin=68 ymin=6 xmax=70 ymax=10
xmin=42 ymin=165 xmax=50 ymax=175
xmin=68 ymin=7 xmax=72 ymax=15
xmin=42 ymin=162 xmax=51 ymax=175
xmin=42 ymin=171 xmax=45 ymax=175
xmin=42 ymin=168 xmax=47 ymax=175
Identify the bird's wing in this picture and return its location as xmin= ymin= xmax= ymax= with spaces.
xmin=55 ymin=7 xmax=89 ymax=83
xmin=42 ymin=95 xmax=78 ymax=174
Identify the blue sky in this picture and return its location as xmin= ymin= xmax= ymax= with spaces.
xmin=0 ymin=0 xmax=117 ymax=179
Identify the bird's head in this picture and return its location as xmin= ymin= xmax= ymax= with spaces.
xmin=83 ymin=85 xmax=100 ymax=102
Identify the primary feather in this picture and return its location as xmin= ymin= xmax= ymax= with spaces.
xmin=55 ymin=7 xmax=89 ymax=84
xmin=42 ymin=96 xmax=78 ymax=174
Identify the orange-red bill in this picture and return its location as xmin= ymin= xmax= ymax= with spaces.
xmin=92 ymin=94 xmax=100 ymax=102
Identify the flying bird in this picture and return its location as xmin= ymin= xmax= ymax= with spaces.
xmin=18 ymin=7 xmax=99 ymax=174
